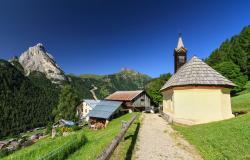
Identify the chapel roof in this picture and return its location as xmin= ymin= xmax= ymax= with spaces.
xmin=161 ymin=56 xmax=236 ymax=91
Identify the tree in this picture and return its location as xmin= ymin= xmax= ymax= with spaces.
xmin=0 ymin=60 xmax=59 ymax=138
xmin=54 ymin=85 xmax=80 ymax=122
xmin=206 ymin=26 xmax=250 ymax=79
xmin=145 ymin=73 xmax=172 ymax=105
xmin=247 ymin=52 xmax=250 ymax=78
xmin=213 ymin=61 xmax=248 ymax=94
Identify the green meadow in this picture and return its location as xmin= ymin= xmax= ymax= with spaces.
xmin=232 ymin=92 xmax=250 ymax=113
xmin=67 ymin=113 xmax=140 ymax=160
xmin=2 ymin=113 xmax=140 ymax=160
xmin=2 ymin=131 xmax=86 ymax=160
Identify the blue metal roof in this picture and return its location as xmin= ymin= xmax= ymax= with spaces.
xmin=83 ymin=99 xmax=101 ymax=109
xmin=88 ymin=100 xmax=122 ymax=119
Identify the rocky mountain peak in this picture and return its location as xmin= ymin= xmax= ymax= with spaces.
xmin=120 ymin=67 xmax=139 ymax=74
xmin=18 ymin=43 xmax=67 ymax=83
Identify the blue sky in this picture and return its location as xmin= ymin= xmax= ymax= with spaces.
xmin=0 ymin=0 xmax=249 ymax=77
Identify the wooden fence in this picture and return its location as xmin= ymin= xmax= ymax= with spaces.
xmin=97 ymin=114 xmax=137 ymax=160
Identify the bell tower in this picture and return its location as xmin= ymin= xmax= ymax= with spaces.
xmin=174 ymin=33 xmax=187 ymax=73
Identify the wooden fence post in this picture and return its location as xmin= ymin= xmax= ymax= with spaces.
xmin=97 ymin=115 xmax=137 ymax=160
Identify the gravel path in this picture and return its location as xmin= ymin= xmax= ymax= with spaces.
xmin=135 ymin=113 xmax=203 ymax=160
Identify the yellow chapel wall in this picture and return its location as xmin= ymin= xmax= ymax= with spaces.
xmin=162 ymin=89 xmax=174 ymax=114
xmin=162 ymin=87 xmax=234 ymax=124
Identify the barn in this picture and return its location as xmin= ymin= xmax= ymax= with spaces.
xmin=88 ymin=101 xmax=123 ymax=129
xmin=105 ymin=90 xmax=153 ymax=111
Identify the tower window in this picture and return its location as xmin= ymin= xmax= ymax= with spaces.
xmin=179 ymin=56 xmax=185 ymax=63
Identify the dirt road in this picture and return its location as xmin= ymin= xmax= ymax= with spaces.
xmin=135 ymin=113 xmax=202 ymax=160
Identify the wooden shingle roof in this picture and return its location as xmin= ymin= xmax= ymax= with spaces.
xmin=161 ymin=56 xmax=236 ymax=91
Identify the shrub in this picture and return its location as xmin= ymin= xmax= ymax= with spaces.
xmin=61 ymin=127 xmax=73 ymax=133
xmin=213 ymin=61 xmax=248 ymax=94
xmin=71 ymin=126 xmax=81 ymax=131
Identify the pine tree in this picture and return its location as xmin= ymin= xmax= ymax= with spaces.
xmin=54 ymin=85 xmax=80 ymax=122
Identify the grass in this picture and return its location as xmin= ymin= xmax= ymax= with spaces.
xmin=174 ymin=82 xmax=250 ymax=160
xmin=231 ymin=81 xmax=250 ymax=113
xmin=66 ymin=113 xmax=140 ymax=160
xmin=232 ymin=92 xmax=250 ymax=113
xmin=110 ymin=113 xmax=142 ymax=160
xmin=3 ymin=131 xmax=86 ymax=160
xmin=2 ymin=113 xmax=140 ymax=160
xmin=174 ymin=113 xmax=250 ymax=160
xmin=238 ymin=81 xmax=250 ymax=95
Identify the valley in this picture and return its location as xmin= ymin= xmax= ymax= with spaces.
xmin=0 ymin=24 xmax=249 ymax=160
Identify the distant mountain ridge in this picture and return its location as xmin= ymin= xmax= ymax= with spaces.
xmin=69 ymin=68 xmax=152 ymax=99
xmin=6 ymin=43 xmax=152 ymax=101
xmin=10 ymin=43 xmax=151 ymax=95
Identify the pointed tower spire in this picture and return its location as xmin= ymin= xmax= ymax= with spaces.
xmin=174 ymin=33 xmax=187 ymax=73
xmin=176 ymin=33 xmax=184 ymax=50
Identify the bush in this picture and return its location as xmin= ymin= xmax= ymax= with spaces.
xmin=45 ymin=122 xmax=53 ymax=135
xmin=213 ymin=61 xmax=248 ymax=94
xmin=61 ymin=127 xmax=73 ymax=133
xmin=0 ymin=149 xmax=9 ymax=158
xmin=71 ymin=126 xmax=81 ymax=131
xmin=145 ymin=73 xmax=172 ymax=105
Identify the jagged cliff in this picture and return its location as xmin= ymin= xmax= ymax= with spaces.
xmin=18 ymin=43 xmax=67 ymax=83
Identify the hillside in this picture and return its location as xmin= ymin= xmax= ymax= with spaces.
xmin=231 ymin=81 xmax=250 ymax=113
xmin=238 ymin=81 xmax=250 ymax=95
xmin=232 ymin=93 xmax=250 ymax=113
xmin=206 ymin=26 xmax=250 ymax=93
xmin=2 ymin=113 xmax=140 ymax=160
xmin=69 ymin=68 xmax=152 ymax=99
xmin=0 ymin=59 xmax=59 ymax=138
xmin=0 ymin=44 xmax=151 ymax=138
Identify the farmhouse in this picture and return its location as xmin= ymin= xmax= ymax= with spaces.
xmin=88 ymin=101 xmax=123 ymax=129
xmin=160 ymin=35 xmax=235 ymax=125
xmin=76 ymin=99 xmax=101 ymax=121
xmin=105 ymin=90 xmax=152 ymax=111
